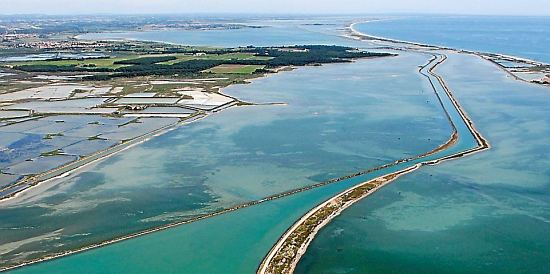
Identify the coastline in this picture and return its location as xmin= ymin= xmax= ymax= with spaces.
xmin=348 ymin=22 xmax=546 ymax=65
xmin=0 ymin=38 xmax=487 ymax=272
xmin=347 ymin=21 xmax=549 ymax=87
xmin=1 ymin=53 xmax=447 ymax=271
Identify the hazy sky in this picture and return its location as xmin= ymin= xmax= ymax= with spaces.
xmin=2 ymin=0 xmax=550 ymax=16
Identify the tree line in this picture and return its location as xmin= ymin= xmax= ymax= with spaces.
xmin=13 ymin=45 xmax=393 ymax=80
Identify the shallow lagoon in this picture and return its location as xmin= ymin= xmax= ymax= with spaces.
xmin=296 ymin=53 xmax=550 ymax=274
xmin=0 ymin=49 xmax=455 ymax=267
xmin=7 ymin=48 xmax=486 ymax=273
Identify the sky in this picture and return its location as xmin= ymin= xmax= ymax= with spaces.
xmin=1 ymin=0 xmax=550 ymax=16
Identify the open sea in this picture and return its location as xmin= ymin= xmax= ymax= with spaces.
xmin=353 ymin=16 xmax=550 ymax=63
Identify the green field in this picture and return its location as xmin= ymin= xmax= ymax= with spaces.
xmin=206 ymin=64 xmax=265 ymax=74
xmin=5 ymin=56 xmax=137 ymax=69
xmin=5 ymin=45 xmax=386 ymax=80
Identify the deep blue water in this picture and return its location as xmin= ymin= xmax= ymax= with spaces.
xmin=354 ymin=16 xmax=550 ymax=63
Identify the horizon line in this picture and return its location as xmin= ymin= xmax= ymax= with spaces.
xmin=1 ymin=12 xmax=550 ymax=17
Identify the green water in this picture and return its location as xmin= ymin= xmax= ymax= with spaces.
xmin=8 ymin=48 xmax=482 ymax=273
xmin=295 ymin=53 xmax=550 ymax=274
xmin=0 ymin=47 xmax=457 ymax=267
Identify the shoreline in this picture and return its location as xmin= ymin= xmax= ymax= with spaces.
xmin=0 ymin=52 xmax=451 ymax=271
xmin=347 ymin=21 xmax=549 ymax=87
xmin=348 ymin=22 xmax=547 ymax=66
xmin=257 ymin=51 xmax=490 ymax=274
xmin=1 ymin=27 xmax=489 ymax=272
xmin=0 ymin=41 xmax=484 ymax=273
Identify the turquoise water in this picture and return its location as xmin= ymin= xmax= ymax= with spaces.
xmin=354 ymin=16 xmax=550 ymax=63
xmin=6 ymin=16 xmax=547 ymax=274
xmin=296 ymin=53 xmax=550 ymax=274
xmin=9 ymin=50 xmax=480 ymax=273
xmin=0 ymin=46 xmax=457 ymax=267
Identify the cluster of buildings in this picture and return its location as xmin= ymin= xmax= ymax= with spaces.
xmin=1 ymin=36 xmax=110 ymax=50
xmin=1 ymin=33 xmax=36 ymax=42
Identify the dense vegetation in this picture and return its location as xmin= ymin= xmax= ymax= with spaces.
xmin=106 ymin=59 xmax=226 ymax=78
xmin=113 ymin=56 xmax=177 ymax=65
xmin=10 ymin=64 xmax=112 ymax=72
xmin=11 ymin=45 xmax=393 ymax=80
xmin=257 ymin=45 xmax=389 ymax=66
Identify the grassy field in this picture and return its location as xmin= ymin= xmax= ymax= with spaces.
xmin=5 ymin=56 xmax=137 ymax=69
xmin=206 ymin=64 xmax=265 ymax=74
